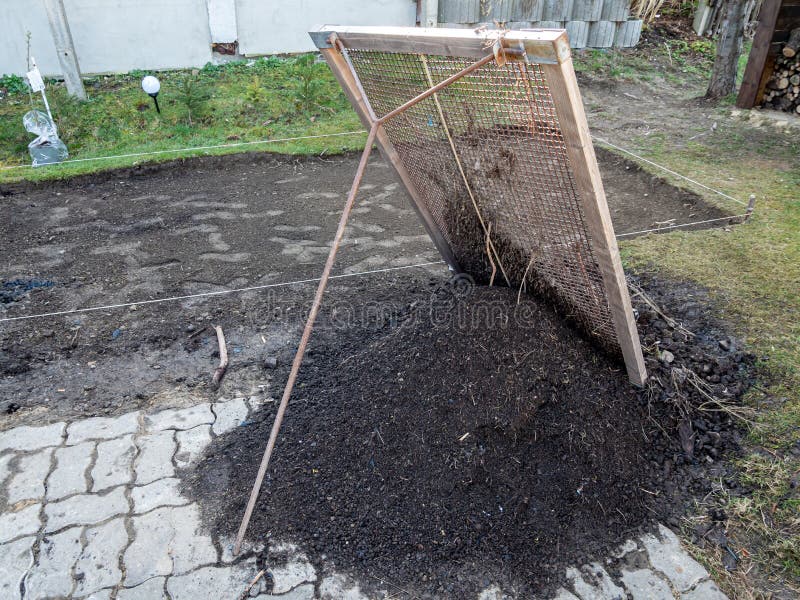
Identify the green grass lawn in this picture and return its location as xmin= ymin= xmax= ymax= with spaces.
xmin=2 ymin=36 xmax=798 ymax=596
xmin=621 ymin=127 xmax=800 ymax=595
xmin=574 ymin=35 xmax=799 ymax=594
xmin=0 ymin=55 xmax=366 ymax=182
xmin=0 ymin=35 xmax=742 ymax=184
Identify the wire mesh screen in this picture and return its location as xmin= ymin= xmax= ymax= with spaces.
xmin=346 ymin=49 xmax=619 ymax=349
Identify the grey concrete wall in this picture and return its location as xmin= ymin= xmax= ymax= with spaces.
xmin=1 ymin=0 xmax=213 ymax=76
xmin=0 ymin=0 xmax=417 ymax=77
xmin=235 ymin=0 xmax=417 ymax=56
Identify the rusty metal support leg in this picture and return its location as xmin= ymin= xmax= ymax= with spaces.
xmin=233 ymin=124 xmax=378 ymax=554
xmin=234 ymin=49 xmax=503 ymax=554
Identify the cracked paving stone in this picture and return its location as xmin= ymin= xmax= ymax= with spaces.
xmin=641 ymin=525 xmax=709 ymax=593
xmin=681 ymin=580 xmax=728 ymax=599
xmin=262 ymin=583 xmax=316 ymax=600
xmin=219 ymin=535 xmax=264 ymax=563
xmin=134 ymin=430 xmax=176 ymax=485
xmin=620 ymin=569 xmax=673 ymax=600
xmin=566 ymin=563 xmax=626 ymax=600
xmin=79 ymin=589 xmax=113 ymax=599
xmin=144 ymin=404 xmax=214 ymax=433
xmin=131 ymin=478 xmax=187 ymax=514
xmin=115 ymin=576 xmax=167 ymax=599
xmin=212 ymin=398 xmax=248 ymax=435
xmin=67 ymin=411 xmax=140 ymax=445
xmin=0 ymin=453 xmax=13 ymax=485
xmin=610 ymin=539 xmax=639 ymax=559
xmin=48 ymin=441 xmax=94 ymax=500
xmin=166 ymin=563 xmax=262 ymax=600
xmin=0 ymin=503 xmax=41 ymax=543
xmin=0 ymin=536 xmax=35 ymax=600
xmin=124 ymin=504 xmax=216 ymax=587
xmin=92 ymin=434 xmax=136 ymax=491
xmin=319 ymin=574 xmax=369 ymax=600
xmin=0 ymin=422 xmax=65 ymax=454
xmin=25 ymin=527 xmax=83 ymax=598
xmin=45 ymin=487 xmax=128 ymax=532
xmin=174 ymin=425 xmax=212 ymax=469
xmin=6 ymin=448 xmax=52 ymax=504
xmin=73 ymin=518 xmax=128 ymax=597
xmin=271 ymin=559 xmax=317 ymax=594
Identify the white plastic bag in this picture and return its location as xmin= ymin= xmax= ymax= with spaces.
xmin=24 ymin=110 xmax=68 ymax=166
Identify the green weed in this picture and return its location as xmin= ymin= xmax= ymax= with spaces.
xmin=0 ymin=74 xmax=28 ymax=97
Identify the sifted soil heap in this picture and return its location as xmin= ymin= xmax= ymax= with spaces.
xmin=186 ymin=274 xmax=753 ymax=598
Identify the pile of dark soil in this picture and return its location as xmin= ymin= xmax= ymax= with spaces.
xmin=186 ymin=274 xmax=754 ymax=598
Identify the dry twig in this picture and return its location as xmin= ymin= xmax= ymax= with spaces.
xmin=485 ymin=222 xmax=497 ymax=286
xmin=628 ymin=281 xmax=695 ymax=338
xmin=211 ymin=325 xmax=228 ymax=387
xmin=239 ymin=569 xmax=265 ymax=599
xmin=517 ymin=252 xmax=537 ymax=305
xmin=187 ymin=324 xmax=209 ymax=339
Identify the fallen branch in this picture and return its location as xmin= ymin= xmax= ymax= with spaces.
xmin=212 ymin=325 xmax=228 ymax=387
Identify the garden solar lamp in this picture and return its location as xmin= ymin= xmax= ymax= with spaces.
xmin=141 ymin=75 xmax=161 ymax=113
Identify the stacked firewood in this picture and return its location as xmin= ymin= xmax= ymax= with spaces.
xmin=762 ymin=28 xmax=800 ymax=114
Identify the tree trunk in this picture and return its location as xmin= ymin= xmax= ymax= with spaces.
xmin=706 ymin=0 xmax=748 ymax=99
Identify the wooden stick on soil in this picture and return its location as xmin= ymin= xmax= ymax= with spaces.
xmin=240 ymin=569 xmax=265 ymax=599
xmin=211 ymin=325 xmax=228 ymax=387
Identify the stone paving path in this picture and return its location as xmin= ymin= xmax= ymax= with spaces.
xmin=0 ymin=399 xmax=728 ymax=599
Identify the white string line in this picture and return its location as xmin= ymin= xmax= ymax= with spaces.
xmin=0 ymin=261 xmax=446 ymax=323
xmin=616 ymin=213 xmax=750 ymax=238
xmin=1 ymin=126 xmax=748 ymax=213
xmin=0 ymin=209 xmax=752 ymax=324
xmin=0 ymin=131 xmax=368 ymax=171
xmin=592 ymin=135 xmax=749 ymax=207
xmin=0 ymin=130 xmax=752 ymax=319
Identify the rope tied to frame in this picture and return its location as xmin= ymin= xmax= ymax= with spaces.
xmin=418 ymin=53 xmax=511 ymax=287
xmin=474 ymin=24 xmax=518 ymax=67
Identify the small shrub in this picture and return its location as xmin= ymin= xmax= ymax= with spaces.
xmin=176 ymin=76 xmax=211 ymax=125
xmin=257 ymin=56 xmax=283 ymax=69
xmin=0 ymin=74 xmax=29 ymax=96
xmin=288 ymin=54 xmax=324 ymax=113
xmin=245 ymin=76 xmax=268 ymax=105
